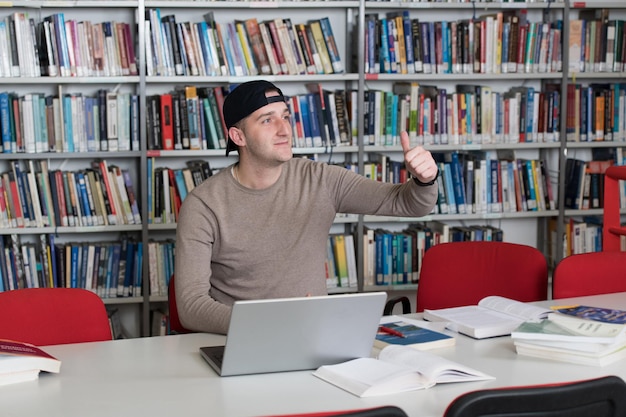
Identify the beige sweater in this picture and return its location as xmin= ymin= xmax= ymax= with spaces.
xmin=175 ymin=158 xmax=438 ymax=334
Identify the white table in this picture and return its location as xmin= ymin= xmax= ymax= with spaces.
xmin=3 ymin=292 xmax=626 ymax=417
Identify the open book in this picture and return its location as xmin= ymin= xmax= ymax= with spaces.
xmin=423 ymin=296 xmax=551 ymax=339
xmin=312 ymin=345 xmax=493 ymax=397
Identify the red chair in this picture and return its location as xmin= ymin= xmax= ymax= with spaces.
xmin=168 ymin=274 xmax=192 ymax=334
xmin=0 ymin=288 xmax=112 ymax=345
xmin=552 ymin=251 xmax=626 ymax=299
xmin=385 ymin=241 xmax=549 ymax=314
xmin=603 ymin=165 xmax=626 ymax=252
xmin=443 ymin=375 xmax=626 ymax=417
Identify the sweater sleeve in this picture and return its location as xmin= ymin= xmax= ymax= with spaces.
xmin=175 ymin=192 xmax=231 ymax=335
xmin=324 ymin=164 xmax=439 ymax=217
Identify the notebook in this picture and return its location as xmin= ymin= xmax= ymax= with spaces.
xmin=199 ymin=292 xmax=387 ymax=376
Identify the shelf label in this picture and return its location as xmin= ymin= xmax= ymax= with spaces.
xmin=365 ymin=74 xmax=379 ymax=81
xmin=572 ymin=2 xmax=586 ymax=8
xmin=147 ymin=150 xmax=161 ymax=157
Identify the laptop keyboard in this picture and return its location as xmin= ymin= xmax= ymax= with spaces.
xmin=201 ymin=346 xmax=225 ymax=369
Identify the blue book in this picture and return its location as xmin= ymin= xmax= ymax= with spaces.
xmin=174 ymin=169 xmax=187 ymax=202
xmin=428 ymin=22 xmax=436 ymax=72
xmin=130 ymin=94 xmax=140 ymax=151
xmin=375 ymin=321 xmax=455 ymax=350
xmin=525 ymin=87 xmax=535 ymax=142
xmin=306 ymin=94 xmax=323 ymax=147
xmin=318 ymin=17 xmax=343 ymax=73
xmin=490 ymin=159 xmax=501 ymax=212
xmin=133 ymin=241 xmax=143 ymax=297
xmin=53 ymin=13 xmax=71 ymax=76
xmin=387 ymin=18 xmax=398 ymax=73
xmin=402 ymin=11 xmax=414 ymax=73
xmin=441 ymin=21 xmax=450 ymax=74
xmin=442 ymin=162 xmax=457 ymax=214
xmin=449 ymin=152 xmax=467 ymax=214
xmin=123 ymin=240 xmax=135 ymax=297
xmin=70 ymin=244 xmax=79 ymax=288
xmin=106 ymin=242 xmax=120 ymax=298
xmin=147 ymin=157 xmax=153 ymax=223
xmin=524 ymin=160 xmax=538 ymax=211
xmin=196 ymin=22 xmax=213 ymax=75
xmin=79 ymin=243 xmax=89 ymax=289
xmin=298 ymin=95 xmax=313 ymax=147
xmin=393 ymin=234 xmax=405 ymax=284
xmin=0 ymin=92 xmax=12 ymax=153
xmin=75 ymin=171 xmax=93 ymax=226
xmin=62 ymin=95 xmax=74 ymax=152
xmin=379 ymin=17 xmax=390 ymax=73
xmin=116 ymin=238 xmax=128 ymax=296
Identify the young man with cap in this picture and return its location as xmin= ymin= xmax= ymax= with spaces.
xmin=175 ymin=80 xmax=439 ymax=334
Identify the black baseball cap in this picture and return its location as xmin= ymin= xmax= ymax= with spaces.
xmin=223 ymin=80 xmax=287 ymax=156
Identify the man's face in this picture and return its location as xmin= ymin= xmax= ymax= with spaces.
xmin=238 ymin=92 xmax=293 ymax=165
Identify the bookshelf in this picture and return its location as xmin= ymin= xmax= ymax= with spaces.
xmin=1 ymin=0 xmax=625 ymax=336
xmin=556 ymin=1 xmax=626 ymax=259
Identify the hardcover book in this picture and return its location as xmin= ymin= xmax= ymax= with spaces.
xmin=374 ymin=321 xmax=455 ymax=351
xmin=423 ymin=295 xmax=551 ymax=339
xmin=0 ymin=339 xmax=61 ymax=386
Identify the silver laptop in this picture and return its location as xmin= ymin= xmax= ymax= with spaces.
xmin=199 ymin=292 xmax=387 ymax=376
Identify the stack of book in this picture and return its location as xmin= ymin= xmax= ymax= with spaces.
xmin=511 ymin=305 xmax=626 ymax=366
xmin=0 ymin=339 xmax=61 ymax=386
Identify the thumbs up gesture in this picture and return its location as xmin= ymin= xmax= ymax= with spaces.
xmin=400 ymin=131 xmax=438 ymax=184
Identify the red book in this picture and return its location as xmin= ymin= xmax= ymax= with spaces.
xmin=266 ymin=20 xmax=288 ymax=74
xmin=8 ymin=172 xmax=23 ymax=228
xmin=159 ymin=94 xmax=174 ymax=150
xmin=123 ymin=22 xmax=138 ymax=75
xmin=54 ymin=170 xmax=68 ymax=227
xmin=168 ymin=168 xmax=182 ymax=221
xmin=11 ymin=96 xmax=22 ymax=152
xmin=95 ymin=160 xmax=117 ymax=222
xmin=115 ymin=22 xmax=130 ymax=75
xmin=0 ymin=339 xmax=61 ymax=385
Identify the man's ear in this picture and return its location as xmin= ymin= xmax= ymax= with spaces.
xmin=228 ymin=126 xmax=245 ymax=147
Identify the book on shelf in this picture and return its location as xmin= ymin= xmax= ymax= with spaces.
xmin=312 ymin=344 xmax=493 ymax=398
xmin=0 ymin=339 xmax=61 ymax=386
xmin=423 ymin=296 xmax=551 ymax=339
xmin=374 ymin=320 xmax=455 ymax=351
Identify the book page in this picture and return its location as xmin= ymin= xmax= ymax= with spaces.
xmin=378 ymin=345 xmax=493 ymax=384
xmin=312 ymin=357 xmax=432 ymax=397
xmin=478 ymin=296 xmax=551 ymax=321
xmin=425 ymin=305 xmax=522 ymax=334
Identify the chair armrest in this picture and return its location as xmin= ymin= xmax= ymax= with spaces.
xmin=383 ymin=296 xmax=411 ymax=315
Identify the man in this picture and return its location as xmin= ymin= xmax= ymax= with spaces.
xmin=175 ymin=80 xmax=438 ymax=334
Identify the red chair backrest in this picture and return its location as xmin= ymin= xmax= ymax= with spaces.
xmin=416 ymin=241 xmax=548 ymax=312
xmin=0 ymin=288 xmax=112 ymax=345
xmin=552 ymin=251 xmax=626 ymax=299
xmin=603 ymin=165 xmax=626 ymax=252
xmin=168 ymin=274 xmax=192 ymax=334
